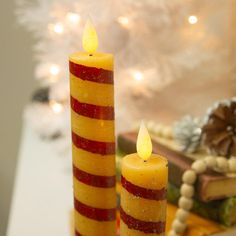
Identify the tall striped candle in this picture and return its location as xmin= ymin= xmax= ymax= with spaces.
xmin=69 ymin=20 xmax=116 ymax=236
xmin=120 ymin=123 xmax=168 ymax=236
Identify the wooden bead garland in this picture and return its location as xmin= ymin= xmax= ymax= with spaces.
xmin=168 ymin=230 xmax=180 ymax=236
xmin=180 ymin=184 xmax=194 ymax=198
xmin=176 ymin=209 xmax=189 ymax=222
xmin=145 ymin=121 xmax=236 ymax=236
xmin=146 ymin=121 xmax=173 ymax=139
xmin=229 ymin=158 xmax=236 ymax=172
xmin=204 ymin=156 xmax=217 ymax=168
xmin=216 ymin=157 xmax=229 ymax=173
xmin=191 ymin=160 xmax=207 ymax=174
xmin=169 ymin=156 xmax=236 ymax=236
xmin=172 ymin=219 xmax=186 ymax=234
xmin=182 ymin=170 xmax=197 ymax=185
xmin=178 ymin=196 xmax=193 ymax=210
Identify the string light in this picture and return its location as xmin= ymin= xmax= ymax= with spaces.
xmin=188 ymin=15 xmax=198 ymax=25
xmin=49 ymin=64 xmax=60 ymax=76
xmin=66 ymin=12 xmax=81 ymax=24
xmin=52 ymin=23 xmax=64 ymax=34
xmin=133 ymin=71 xmax=143 ymax=82
xmin=50 ymin=101 xmax=63 ymax=114
xmin=117 ymin=16 xmax=130 ymax=27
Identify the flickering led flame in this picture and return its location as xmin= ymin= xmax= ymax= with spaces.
xmin=50 ymin=101 xmax=63 ymax=114
xmin=137 ymin=122 xmax=152 ymax=161
xmin=133 ymin=71 xmax=143 ymax=82
xmin=50 ymin=64 xmax=60 ymax=76
xmin=67 ymin=12 xmax=81 ymax=24
xmin=82 ymin=19 xmax=98 ymax=54
xmin=53 ymin=23 xmax=64 ymax=34
xmin=117 ymin=16 xmax=129 ymax=26
xmin=188 ymin=15 xmax=198 ymax=24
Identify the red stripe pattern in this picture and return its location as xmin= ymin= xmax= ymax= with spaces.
xmin=69 ymin=61 xmax=113 ymax=84
xmin=120 ymin=207 xmax=165 ymax=234
xmin=70 ymin=96 xmax=114 ymax=120
xmin=74 ymin=198 xmax=116 ymax=221
xmin=72 ymin=132 xmax=115 ymax=155
xmin=73 ymin=165 xmax=116 ymax=188
xmin=121 ymin=175 xmax=166 ymax=201
xmin=70 ymin=59 xmax=116 ymax=234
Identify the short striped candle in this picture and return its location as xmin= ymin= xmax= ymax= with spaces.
xmin=120 ymin=123 xmax=168 ymax=236
xmin=69 ymin=20 xmax=116 ymax=236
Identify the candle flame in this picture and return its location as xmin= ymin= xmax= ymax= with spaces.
xmin=82 ymin=19 xmax=98 ymax=54
xmin=137 ymin=122 xmax=152 ymax=161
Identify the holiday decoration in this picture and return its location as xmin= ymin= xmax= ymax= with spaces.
xmin=173 ymin=116 xmax=202 ymax=153
xmin=24 ymin=101 xmax=68 ymax=140
xmin=14 ymin=0 xmax=236 ymax=234
xmin=118 ymin=130 xmax=236 ymax=235
xmin=169 ymin=155 xmax=236 ymax=236
xmin=202 ymin=98 xmax=236 ymax=157
xmin=117 ymin=203 xmax=222 ymax=236
xmin=117 ymin=96 xmax=236 ymax=235
xmin=69 ymin=21 xmax=116 ymax=235
xmin=165 ymin=204 xmax=221 ymax=236
xmin=146 ymin=98 xmax=236 ymax=235
xmin=147 ymin=121 xmax=173 ymax=140
xmin=118 ymin=132 xmax=236 ymax=202
xmin=120 ymin=123 xmax=168 ymax=236
xmin=116 ymin=180 xmax=236 ymax=227
xmin=27 ymin=87 xmax=66 ymax=139
xmin=167 ymin=183 xmax=236 ymax=227
xmin=16 ymin=0 xmax=233 ymax=144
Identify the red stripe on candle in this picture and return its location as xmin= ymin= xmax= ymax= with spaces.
xmin=69 ymin=61 xmax=113 ymax=84
xmin=70 ymin=96 xmax=114 ymax=120
xmin=72 ymin=132 xmax=115 ymax=155
xmin=74 ymin=198 xmax=116 ymax=221
xmin=73 ymin=165 xmax=115 ymax=188
xmin=120 ymin=207 xmax=165 ymax=234
xmin=75 ymin=230 xmax=82 ymax=236
xmin=121 ymin=175 xmax=166 ymax=201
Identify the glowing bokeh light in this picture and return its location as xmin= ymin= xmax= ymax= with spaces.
xmin=50 ymin=64 xmax=60 ymax=76
xmin=133 ymin=71 xmax=143 ymax=82
xmin=53 ymin=23 xmax=64 ymax=34
xmin=67 ymin=12 xmax=81 ymax=24
xmin=50 ymin=101 xmax=63 ymax=114
xmin=188 ymin=15 xmax=198 ymax=25
xmin=117 ymin=16 xmax=129 ymax=26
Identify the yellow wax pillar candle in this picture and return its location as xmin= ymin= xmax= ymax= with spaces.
xmin=120 ymin=122 xmax=168 ymax=236
xmin=69 ymin=20 xmax=116 ymax=236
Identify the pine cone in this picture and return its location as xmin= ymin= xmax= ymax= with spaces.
xmin=173 ymin=116 xmax=202 ymax=153
xmin=202 ymin=98 xmax=236 ymax=158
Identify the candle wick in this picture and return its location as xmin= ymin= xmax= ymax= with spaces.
xmin=89 ymin=54 xmax=93 ymax=56
xmin=144 ymin=160 xmax=147 ymax=163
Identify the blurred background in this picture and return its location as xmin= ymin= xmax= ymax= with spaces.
xmin=0 ymin=0 xmax=236 ymax=236
xmin=0 ymin=1 xmax=35 ymax=235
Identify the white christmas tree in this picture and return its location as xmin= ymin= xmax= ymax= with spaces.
xmin=16 ymin=0 xmax=231 ymax=152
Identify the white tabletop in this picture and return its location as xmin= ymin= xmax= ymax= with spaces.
xmin=7 ymin=124 xmax=73 ymax=236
